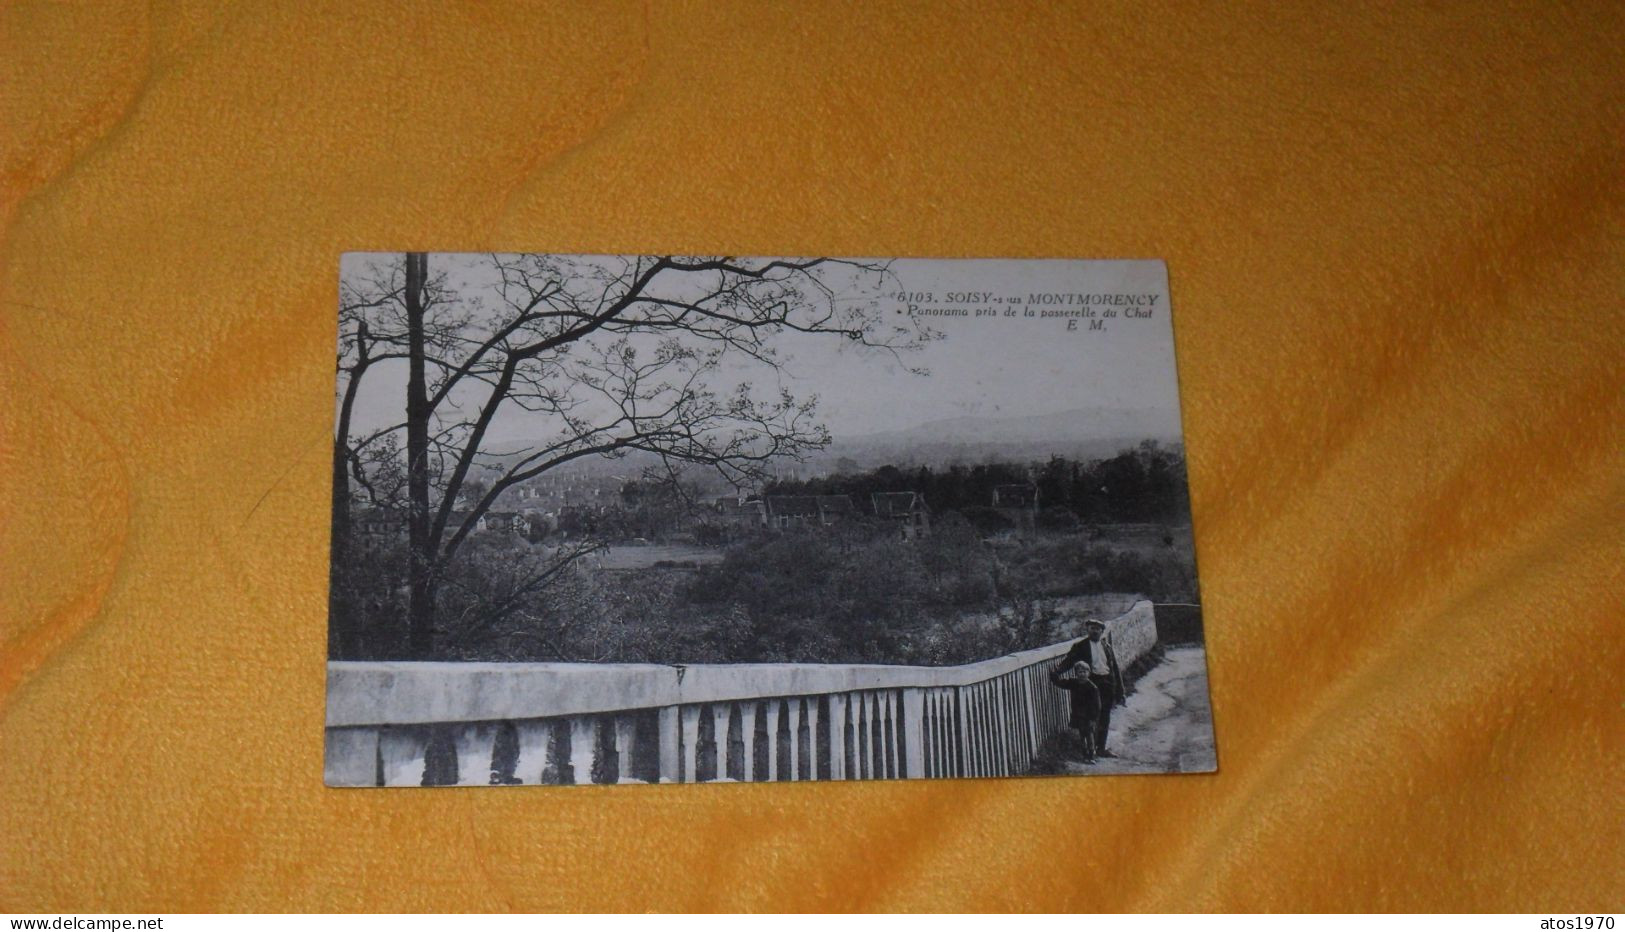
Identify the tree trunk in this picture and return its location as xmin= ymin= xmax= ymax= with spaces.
xmin=329 ymin=319 xmax=373 ymax=659
xmin=329 ymin=433 xmax=357 ymax=659
xmin=404 ymin=252 xmax=436 ymax=658
xmin=329 ymin=344 xmax=369 ymax=659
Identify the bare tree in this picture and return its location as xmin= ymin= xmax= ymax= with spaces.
xmin=329 ymin=258 xmax=460 ymax=656
xmin=329 ymin=265 xmax=404 ymax=658
xmin=333 ymin=252 xmax=925 ymax=658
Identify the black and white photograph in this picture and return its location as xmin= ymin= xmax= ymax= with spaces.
xmin=325 ymin=253 xmax=1214 ymax=786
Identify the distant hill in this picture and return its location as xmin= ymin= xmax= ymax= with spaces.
xmin=846 ymin=407 xmax=1181 ymax=447
xmin=818 ymin=406 xmax=1183 ymax=469
xmin=477 ymin=406 xmax=1184 ymax=486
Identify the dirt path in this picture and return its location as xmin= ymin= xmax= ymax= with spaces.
xmin=1029 ymin=645 xmax=1217 ymax=775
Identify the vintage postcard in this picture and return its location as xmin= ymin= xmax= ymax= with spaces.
xmin=325 ymin=254 xmax=1213 ymax=786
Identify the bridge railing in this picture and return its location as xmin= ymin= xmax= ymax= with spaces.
xmin=324 ymin=601 xmax=1159 ymax=786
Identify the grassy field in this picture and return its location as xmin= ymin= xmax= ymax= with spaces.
xmin=593 ymin=542 xmax=726 ymax=570
xmin=1085 ymin=522 xmax=1198 ymax=561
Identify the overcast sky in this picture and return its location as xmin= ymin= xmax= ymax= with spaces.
xmin=341 ymin=254 xmax=1184 ymax=449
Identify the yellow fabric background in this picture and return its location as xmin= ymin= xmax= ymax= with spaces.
xmin=2 ymin=0 xmax=1621 ymax=913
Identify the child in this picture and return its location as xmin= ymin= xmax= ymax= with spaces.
xmin=1055 ymin=660 xmax=1102 ymax=762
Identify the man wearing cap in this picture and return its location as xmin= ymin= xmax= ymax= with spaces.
xmin=1051 ymin=618 xmax=1127 ymax=758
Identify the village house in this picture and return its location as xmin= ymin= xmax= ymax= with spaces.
xmin=871 ymin=491 xmax=931 ymax=539
xmin=992 ymin=483 xmax=1040 ymax=533
xmin=479 ymin=511 xmax=530 ymax=536
xmin=353 ymin=508 xmax=407 ymax=540
xmin=441 ymin=509 xmax=532 ymax=538
xmin=992 ymin=484 xmax=1038 ymax=510
xmin=765 ymin=494 xmax=856 ymax=529
xmin=353 ymin=507 xmax=529 ymax=540
xmin=714 ymin=498 xmax=768 ymax=530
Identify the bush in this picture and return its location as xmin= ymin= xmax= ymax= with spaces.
xmin=959 ymin=506 xmax=1015 ymax=535
xmin=1036 ymin=506 xmax=1081 ymax=531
